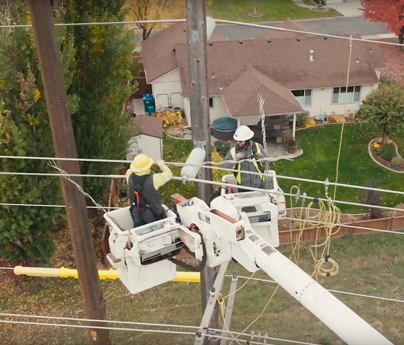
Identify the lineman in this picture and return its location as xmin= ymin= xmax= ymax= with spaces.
xmin=126 ymin=154 xmax=172 ymax=227
xmin=222 ymin=125 xmax=267 ymax=192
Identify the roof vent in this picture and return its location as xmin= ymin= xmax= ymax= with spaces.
xmin=370 ymin=47 xmax=373 ymax=53
xmin=239 ymin=40 xmax=243 ymax=44
xmin=296 ymin=38 xmax=300 ymax=42
xmin=309 ymin=50 xmax=314 ymax=62
xmin=356 ymin=58 xmax=359 ymax=63
xmin=267 ymin=39 xmax=271 ymax=43
xmin=323 ymin=36 xmax=328 ymax=40
xmin=212 ymin=72 xmax=215 ymax=79
xmin=209 ymin=42 xmax=213 ymax=46
xmin=219 ymin=85 xmax=223 ymax=90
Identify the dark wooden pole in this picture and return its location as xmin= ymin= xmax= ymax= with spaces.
xmin=28 ymin=1 xmax=111 ymax=344
xmin=185 ymin=1 xmax=218 ymax=343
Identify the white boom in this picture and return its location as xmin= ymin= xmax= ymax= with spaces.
xmin=104 ymin=195 xmax=393 ymax=345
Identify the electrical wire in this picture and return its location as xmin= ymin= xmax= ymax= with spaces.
xmin=0 ymin=16 xmax=402 ymax=50
xmin=1 ymin=155 xmax=404 ymax=198
xmin=0 ymin=312 xmax=317 ymax=345
xmin=224 ymin=275 xmax=404 ymax=304
xmin=1 ymin=172 xmax=403 ymax=214
xmin=0 ymin=19 xmax=186 ymax=28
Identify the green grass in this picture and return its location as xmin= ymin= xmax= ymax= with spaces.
xmin=206 ymin=0 xmax=341 ymax=22
xmin=272 ymin=123 xmax=404 ymax=213
xmin=1 ymin=232 xmax=404 ymax=344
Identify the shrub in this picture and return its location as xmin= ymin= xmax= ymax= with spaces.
xmin=375 ymin=144 xmax=385 ymax=155
xmin=382 ymin=143 xmax=397 ymax=161
xmin=328 ymin=114 xmax=344 ymax=123
xmin=391 ymin=156 xmax=403 ymax=167
xmin=296 ymin=111 xmax=309 ymax=128
xmin=213 ymin=140 xmax=230 ymax=157
xmin=304 ymin=117 xmax=316 ymax=128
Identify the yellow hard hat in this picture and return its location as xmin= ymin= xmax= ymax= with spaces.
xmin=130 ymin=154 xmax=153 ymax=173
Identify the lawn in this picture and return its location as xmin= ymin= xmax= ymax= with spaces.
xmin=271 ymin=123 xmax=404 ymax=213
xmin=1 ymin=232 xmax=403 ymax=344
xmin=159 ymin=123 xmax=404 ymax=214
xmin=206 ymin=0 xmax=341 ymax=22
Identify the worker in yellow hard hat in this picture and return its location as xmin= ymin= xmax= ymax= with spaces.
xmin=126 ymin=154 xmax=172 ymax=227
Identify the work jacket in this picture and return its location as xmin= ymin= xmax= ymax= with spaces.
xmin=222 ymin=141 xmax=267 ymax=188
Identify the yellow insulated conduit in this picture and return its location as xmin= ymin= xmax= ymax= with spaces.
xmin=13 ymin=266 xmax=200 ymax=283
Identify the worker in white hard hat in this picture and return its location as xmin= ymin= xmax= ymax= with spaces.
xmin=126 ymin=154 xmax=172 ymax=227
xmin=222 ymin=125 xmax=267 ymax=191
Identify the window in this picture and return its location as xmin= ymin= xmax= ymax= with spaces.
xmin=292 ymin=89 xmax=312 ymax=106
xmin=332 ymin=86 xmax=361 ymax=104
xmin=209 ymin=97 xmax=214 ymax=108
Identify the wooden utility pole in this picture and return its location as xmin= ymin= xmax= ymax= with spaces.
xmin=186 ymin=0 xmax=218 ymax=343
xmin=28 ymin=1 xmax=111 ymax=344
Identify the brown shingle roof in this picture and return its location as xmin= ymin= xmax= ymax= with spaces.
xmin=134 ymin=115 xmax=163 ymax=139
xmin=141 ymin=22 xmax=226 ymax=83
xmin=222 ymin=65 xmax=303 ymax=117
xmin=175 ymin=35 xmax=382 ymax=99
xmin=255 ymin=18 xmax=314 ymax=40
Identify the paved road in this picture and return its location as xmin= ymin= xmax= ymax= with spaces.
xmin=213 ymin=17 xmax=390 ymax=40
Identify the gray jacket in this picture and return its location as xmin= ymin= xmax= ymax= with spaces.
xmin=222 ymin=141 xmax=267 ymax=188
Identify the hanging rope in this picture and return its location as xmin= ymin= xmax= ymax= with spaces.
xmin=257 ymin=93 xmax=267 ymax=153
xmin=333 ymin=35 xmax=353 ymax=201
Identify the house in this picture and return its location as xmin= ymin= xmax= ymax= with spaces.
xmin=127 ymin=115 xmax=163 ymax=162
xmin=141 ymin=19 xmax=385 ymax=129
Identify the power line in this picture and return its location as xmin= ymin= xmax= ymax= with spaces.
xmin=2 ymin=155 xmax=403 ymax=197
xmin=0 ymin=19 xmax=186 ymax=28
xmin=0 ymin=312 xmax=322 ymax=344
xmin=0 ymin=171 xmax=403 ymax=214
xmin=224 ymin=276 xmax=404 ymax=304
xmin=0 ymin=16 xmax=402 ymax=50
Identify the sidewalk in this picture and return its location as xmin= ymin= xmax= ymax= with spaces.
xmin=292 ymin=0 xmax=363 ymax=18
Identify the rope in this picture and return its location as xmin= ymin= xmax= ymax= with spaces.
xmin=333 ymin=36 xmax=353 ymax=201
xmin=257 ymin=94 xmax=267 ymax=153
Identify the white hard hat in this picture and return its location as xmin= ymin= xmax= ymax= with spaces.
xmin=233 ymin=125 xmax=254 ymax=141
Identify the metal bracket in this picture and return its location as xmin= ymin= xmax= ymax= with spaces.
xmin=193 ymin=140 xmax=206 ymax=150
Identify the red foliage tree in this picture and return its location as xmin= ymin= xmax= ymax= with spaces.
xmin=361 ymin=0 xmax=404 ymax=49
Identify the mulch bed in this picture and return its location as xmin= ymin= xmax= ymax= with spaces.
xmin=370 ymin=139 xmax=404 ymax=172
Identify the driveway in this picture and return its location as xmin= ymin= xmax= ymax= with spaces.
xmin=327 ymin=0 xmax=362 ymax=17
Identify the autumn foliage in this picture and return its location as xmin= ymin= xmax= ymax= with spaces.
xmin=360 ymin=0 xmax=404 ymax=44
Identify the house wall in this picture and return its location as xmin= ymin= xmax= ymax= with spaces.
xmin=183 ymin=95 xmax=229 ymax=126
xmin=151 ymin=69 xmax=183 ymax=111
xmin=127 ymin=135 xmax=162 ymax=162
xmin=302 ymin=84 xmax=377 ymax=117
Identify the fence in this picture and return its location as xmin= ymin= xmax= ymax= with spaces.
xmin=278 ymin=215 xmax=404 ymax=245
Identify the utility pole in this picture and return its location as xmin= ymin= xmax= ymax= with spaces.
xmin=186 ymin=0 xmax=218 ymax=343
xmin=28 ymin=1 xmax=111 ymax=344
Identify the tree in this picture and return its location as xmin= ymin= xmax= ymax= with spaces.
xmin=62 ymin=0 xmax=136 ymax=202
xmin=0 ymin=1 xmax=69 ymax=262
xmin=0 ymin=0 xmax=135 ymax=262
xmin=360 ymin=0 xmax=404 ymax=50
xmin=357 ymin=83 xmax=404 ymax=144
xmin=127 ymin=0 xmax=185 ymax=40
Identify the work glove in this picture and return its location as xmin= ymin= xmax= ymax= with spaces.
xmin=156 ymin=160 xmax=165 ymax=167
xmin=235 ymin=152 xmax=244 ymax=161
xmin=255 ymin=152 xmax=264 ymax=159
